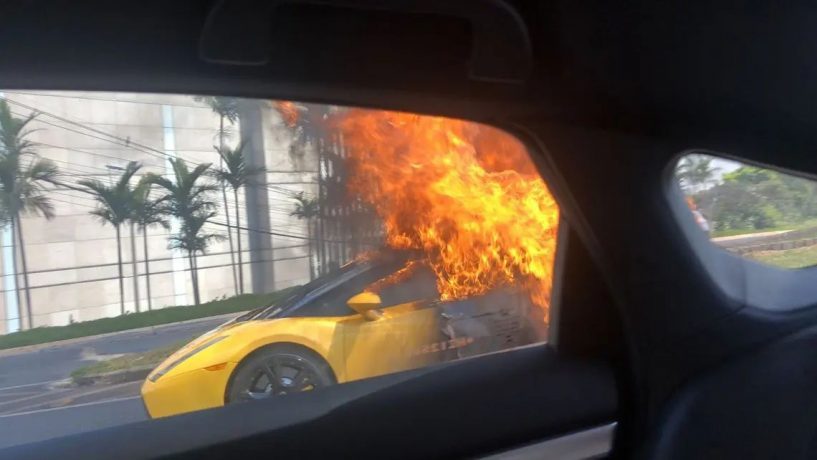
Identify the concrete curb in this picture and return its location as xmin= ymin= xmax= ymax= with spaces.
xmin=73 ymin=367 xmax=154 ymax=387
xmin=0 ymin=310 xmax=247 ymax=358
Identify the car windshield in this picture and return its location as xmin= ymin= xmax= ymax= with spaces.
xmin=258 ymin=261 xmax=372 ymax=318
xmin=252 ymin=250 xmax=413 ymax=319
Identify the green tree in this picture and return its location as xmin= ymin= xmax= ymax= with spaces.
xmin=78 ymin=161 xmax=141 ymax=315
xmin=703 ymin=181 xmax=777 ymax=231
xmin=147 ymin=158 xmax=220 ymax=305
xmin=131 ymin=179 xmax=170 ymax=310
xmin=677 ymin=155 xmax=719 ymax=193
xmin=168 ymin=211 xmax=223 ymax=305
xmin=195 ymin=96 xmax=240 ymax=294
xmin=724 ymin=167 xmax=817 ymax=223
xmin=291 ymin=191 xmax=319 ymax=280
xmin=275 ymin=102 xmax=335 ymax=272
xmin=212 ymin=142 xmax=265 ymax=293
xmin=0 ymin=100 xmax=59 ymax=329
xmin=696 ymin=164 xmax=817 ymax=232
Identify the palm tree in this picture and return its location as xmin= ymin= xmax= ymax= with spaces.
xmin=0 ymin=100 xmax=59 ymax=329
xmin=275 ymin=103 xmax=335 ymax=274
xmin=131 ymin=179 xmax=170 ymax=311
xmin=677 ymin=155 xmax=720 ymax=194
xmin=78 ymin=161 xmax=141 ymax=315
xmin=195 ymin=96 xmax=240 ymax=294
xmin=291 ymin=192 xmax=319 ymax=281
xmin=147 ymin=158 xmax=219 ymax=305
xmin=168 ymin=210 xmax=223 ymax=305
xmin=275 ymin=102 xmax=332 ymax=151
xmin=212 ymin=142 xmax=265 ymax=293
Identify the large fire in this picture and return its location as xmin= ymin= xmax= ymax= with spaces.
xmin=275 ymin=103 xmax=560 ymax=322
xmin=336 ymin=110 xmax=560 ymax=321
xmin=275 ymin=101 xmax=299 ymax=128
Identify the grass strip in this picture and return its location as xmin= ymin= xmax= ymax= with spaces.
xmin=71 ymin=339 xmax=189 ymax=380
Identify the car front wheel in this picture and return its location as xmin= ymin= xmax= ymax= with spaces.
xmin=226 ymin=345 xmax=335 ymax=403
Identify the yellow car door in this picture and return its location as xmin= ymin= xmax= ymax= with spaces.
xmin=341 ymin=299 xmax=444 ymax=382
xmin=339 ymin=262 xmax=447 ymax=382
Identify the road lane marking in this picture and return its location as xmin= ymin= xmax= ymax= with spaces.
xmin=0 ymin=388 xmax=73 ymax=410
xmin=0 ymin=380 xmax=59 ymax=391
xmin=0 ymin=391 xmax=41 ymax=398
xmin=0 ymin=381 xmax=142 ymax=415
xmin=0 ymin=396 xmax=143 ymax=418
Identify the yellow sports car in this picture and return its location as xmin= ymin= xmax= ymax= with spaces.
xmin=141 ymin=251 xmax=545 ymax=418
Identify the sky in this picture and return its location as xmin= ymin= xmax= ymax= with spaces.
xmin=710 ymin=157 xmax=742 ymax=182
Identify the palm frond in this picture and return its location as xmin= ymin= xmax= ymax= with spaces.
xmin=194 ymin=96 xmax=240 ymax=124
xmin=187 ymin=162 xmax=213 ymax=184
xmin=24 ymin=158 xmax=59 ymax=183
xmin=0 ymin=101 xmax=60 ymax=220
xmin=167 ymin=210 xmax=223 ymax=254
xmin=213 ymin=142 xmax=265 ymax=190
xmin=77 ymin=163 xmax=140 ymax=226
xmin=131 ymin=180 xmax=171 ymax=231
xmin=150 ymin=158 xmax=221 ymax=256
xmin=143 ymin=173 xmax=175 ymax=192
xmin=291 ymin=191 xmax=319 ymax=219
xmin=114 ymin=161 xmax=142 ymax=191
xmin=88 ymin=207 xmax=115 ymax=226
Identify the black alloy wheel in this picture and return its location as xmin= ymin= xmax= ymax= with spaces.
xmin=227 ymin=346 xmax=335 ymax=403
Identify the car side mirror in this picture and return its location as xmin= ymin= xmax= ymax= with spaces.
xmin=347 ymin=292 xmax=383 ymax=321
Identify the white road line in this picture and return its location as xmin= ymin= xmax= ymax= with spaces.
xmin=0 ymin=396 xmax=142 ymax=418
xmin=0 ymin=391 xmax=41 ymax=398
xmin=0 ymin=380 xmax=59 ymax=392
xmin=0 ymin=388 xmax=73 ymax=409
xmin=0 ymin=381 xmax=143 ymax=415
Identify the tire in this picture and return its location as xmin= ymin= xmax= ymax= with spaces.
xmin=226 ymin=344 xmax=336 ymax=404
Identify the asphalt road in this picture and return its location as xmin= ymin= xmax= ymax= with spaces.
xmin=0 ymin=315 xmax=230 ymax=389
xmin=0 ymin=314 xmax=237 ymax=449
xmin=0 ymin=388 xmax=147 ymax=448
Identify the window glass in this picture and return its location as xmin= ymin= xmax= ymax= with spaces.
xmin=675 ymin=153 xmax=817 ymax=269
xmin=0 ymin=91 xmax=560 ymax=444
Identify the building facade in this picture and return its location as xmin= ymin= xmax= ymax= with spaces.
xmin=0 ymin=91 xmax=318 ymax=333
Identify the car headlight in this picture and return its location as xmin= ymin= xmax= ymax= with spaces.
xmin=149 ymin=336 xmax=229 ymax=382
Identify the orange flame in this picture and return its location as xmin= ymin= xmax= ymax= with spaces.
xmin=275 ymin=101 xmax=299 ymax=127
xmin=366 ymin=259 xmax=425 ymax=294
xmin=686 ymin=196 xmax=697 ymax=210
xmin=337 ymin=109 xmax=560 ymax=321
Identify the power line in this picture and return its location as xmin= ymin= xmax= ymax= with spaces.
xmin=14 ymin=254 xmax=309 ymax=294
xmin=7 ymin=102 xmax=320 ymax=199
xmin=2 ymin=91 xmax=213 ymax=109
xmin=0 ymin=256 xmax=313 ymax=320
xmin=2 ymin=274 xmax=313 ymax=322
xmin=3 ymin=97 xmax=355 ymax=246
xmin=0 ymin=242 xmax=310 ymax=279
xmin=5 ymin=98 xmax=178 ymax=163
xmin=8 ymin=98 xmax=291 ymax=171
xmin=208 ymin=221 xmax=329 ymax=242
xmin=38 ymin=142 xmax=166 ymax=169
xmin=47 ymin=190 xmax=320 ymax=241
xmin=50 ymin=185 xmax=315 ymax=235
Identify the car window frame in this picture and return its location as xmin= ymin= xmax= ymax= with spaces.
xmin=667 ymin=149 xmax=817 ymax=313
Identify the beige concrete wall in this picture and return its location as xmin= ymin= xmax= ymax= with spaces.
xmin=0 ymin=91 xmax=313 ymax=332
